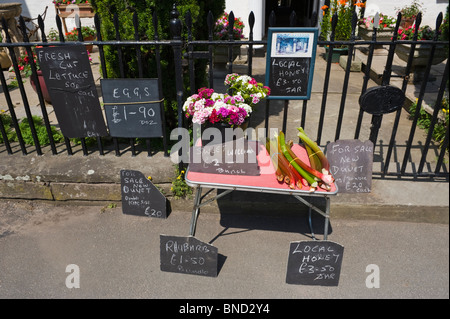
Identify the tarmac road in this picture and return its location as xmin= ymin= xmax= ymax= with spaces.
xmin=0 ymin=200 xmax=448 ymax=300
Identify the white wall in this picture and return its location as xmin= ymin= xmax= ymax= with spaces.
xmin=364 ymin=0 xmax=448 ymax=28
xmin=9 ymin=0 xmax=94 ymax=39
xmin=9 ymin=0 xmax=449 ymax=40
xmin=225 ymin=0 xmax=266 ymax=40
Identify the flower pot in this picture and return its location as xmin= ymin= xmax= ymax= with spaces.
xmin=213 ymin=44 xmax=241 ymax=70
xmin=324 ymin=46 xmax=348 ymax=63
xmin=30 ymin=70 xmax=51 ymax=103
xmin=395 ymin=43 xmax=447 ymax=67
xmin=83 ymin=35 xmax=95 ymax=53
xmin=358 ymin=25 xmax=394 ymax=49
xmin=202 ymin=121 xmax=232 ymax=146
xmin=0 ymin=49 xmax=12 ymax=70
xmin=400 ymin=17 xmax=415 ymax=29
xmin=395 ymin=43 xmax=448 ymax=83
xmin=201 ymin=119 xmax=249 ymax=146
xmin=55 ymin=3 xmax=95 ymax=18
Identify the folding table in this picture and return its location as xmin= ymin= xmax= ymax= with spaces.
xmin=185 ymin=141 xmax=338 ymax=240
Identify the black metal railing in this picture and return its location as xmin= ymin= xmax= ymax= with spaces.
xmin=0 ymin=4 xmax=448 ymax=180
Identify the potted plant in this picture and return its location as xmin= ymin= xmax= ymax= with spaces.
xmin=358 ymin=13 xmax=396 ymax=43
xmin=213 ymin=12 xmax=245 ymax=69
xmin=0 ymin=34 xmax=12 ymax=70
xmin=53 ymin=0 xmax=93 ymax=12
xmin=395 ymin=0 xmax=424 ymax=29
xmin=183 ymin=87 xmax=253 ymax=145
xmin=395 ymin=23 xmax=448 ymax=82
xmin=65 ymin=26 xmax=96 ymax=52
xmin=320 ymin=0 xmax=365 ymax=62
xmin=10 ymin=50 xmax=52 ymax=103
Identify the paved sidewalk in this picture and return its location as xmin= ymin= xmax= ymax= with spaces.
xmin=0 ymin=200 xmax=448 ymax=299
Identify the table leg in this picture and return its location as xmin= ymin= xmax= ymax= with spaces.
xmin=308 ymin=204 xmax=316 ymax=240
xmin=323 ymin=197 xmax=330 ymax=241
xmin=294 ymin=195 xmax=331 ymax=241
xmin=189 ymin=186 xmax=202 ymax=236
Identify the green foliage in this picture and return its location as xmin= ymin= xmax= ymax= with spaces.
xmin=18 ymin=116 xmax=65 ymax=146
xmin=409 ymin=97 xmax=449 ymax=152
xmin=171 ymin=166 xmax=192 ymax=199
xmin=0 ymin=113 xmax=16 ymax=143
xmin=0 ymin=114 xmax=65 ymax=146
xmin=90 ymin=0 xmax=225 ymax=130
xmin=395 ymin=0 xmax=424 ymax=19
xmin=320 ymin=0 xmax=364 ymax=42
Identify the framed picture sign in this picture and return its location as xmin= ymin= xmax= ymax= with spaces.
xmin=265 ymin=28 xmax=318 ymax=100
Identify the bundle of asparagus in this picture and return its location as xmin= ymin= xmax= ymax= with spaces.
xmin=266 ymin=128 xmax=334 ymax=192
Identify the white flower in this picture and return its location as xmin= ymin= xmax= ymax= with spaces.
xmin=211 ymin=92 xmax=224 ymax=101
xmin=212 ymin=100 xmax=227 ymax=111
xmin=238 ymin=75 xmax=252 ymax=83
xmin=182 ymin=97 xmax=193 ymax=111
xmin=240 ymin=103 xmax=252 ymax=115
xmin=193 ymin=99 xmax=206 ymax=111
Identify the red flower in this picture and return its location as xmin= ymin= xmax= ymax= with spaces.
xmin=209 ymin=109 xmax=220 ymax=123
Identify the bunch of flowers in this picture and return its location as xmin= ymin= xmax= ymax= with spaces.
xmin=224 ymin=73 xmax=270 ymax=109
xmin=53 ymin=0 xmax=90 ymax=5
xmin=65 ymin=26 xmax=96 ymax=41
xmin=183 ymin=87 xmax=252 ymax=126
xmin=320 ymin=0 xmax=365 ymax=41
xmin=360 ymin=13 xmax=396 ymax=30
xmin=397 ymin=25 xmax=442 ymax=40
xmin=395 ymin=0 xmax=423 ymax=20
xmin=12 ymin=51 xmax=39 ymax=78
xmin=214 ymin=12 xmax=245 ymax=40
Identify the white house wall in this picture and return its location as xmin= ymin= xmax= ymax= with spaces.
xmin=226 ymin=0 xmax=265 ymax=40
xmin=7 ymin=1 xmax=448 ymax=40
xmin=364 ymin=0 xmax=447 ymax=28
xmin=12 ymin=0 xmax=94 ymax=37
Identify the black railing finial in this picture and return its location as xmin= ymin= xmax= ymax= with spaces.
xmin=170 ymin=3 xmax=182 ymax=40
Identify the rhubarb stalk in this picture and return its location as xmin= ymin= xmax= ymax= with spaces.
xmin=278 ymin=132 xmax=318 ymax=188
xmin=297 ymin=127 xmax=330 ymax=173
xmin=267 ymin=139 xmax=296 ymax=189
xmin=284 ymin=142 xmax=334 ymax=186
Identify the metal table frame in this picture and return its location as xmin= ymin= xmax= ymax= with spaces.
xmin=185 ymin=171 xmax=337 ymax=240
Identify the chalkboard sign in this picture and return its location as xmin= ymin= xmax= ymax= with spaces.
xmin=286 ymin=240 xmax=344 ymax=286
xmin=265 ymin=28 xmax=318 ymax=100
xmin=120 ymin=169 xmax=167 ymax=218
xmin=160 ymin=235 xmax=218 ymax=277
xmin=326 ymin=139 xmax=374 ymax=193
xmin=101 ymin=78 xmax=164 ymax=138
xmin=35 ymin=45 xmax=108 ymax=138
xmin=188 ymin=139 xmax=260 ymax=176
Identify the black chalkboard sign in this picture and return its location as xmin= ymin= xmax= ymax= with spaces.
xmin=35 ymin=45 xmax=108 ymax=138
xmin=120 ymin=169 xmax=167 ymax=218
xmin=265 ymin=28 xmax=318 ymax=100
xmin=188 ymin=139 xmax=260 ymax=176
xmin=326 ymin=139 xmax=374 ymax=193
xmin=101 ymin=79 xmax=163 ymax=138
xmin=286 ymin=240 xmax=344 ymax=286
xmin=160 ymin=235 xmax=218 ymax=277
